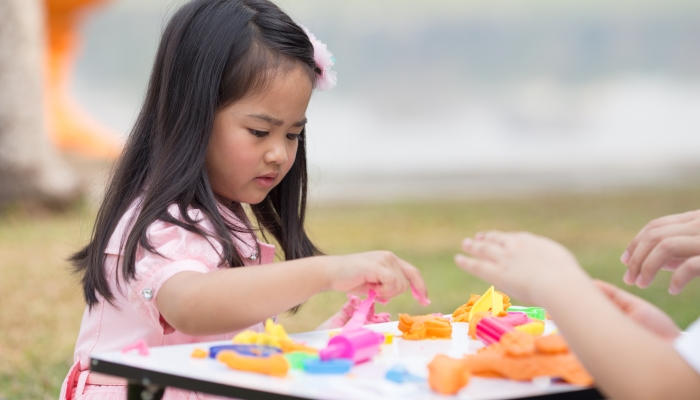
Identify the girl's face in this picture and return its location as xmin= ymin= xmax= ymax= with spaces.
xmin=207 ymin=65 xmax=313 ymax=204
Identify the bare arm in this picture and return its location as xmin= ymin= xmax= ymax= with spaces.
xmin=456 ymin=232 xmax=700 ymax=400
xmin=157 ymin=251 xmax=428 ymax=335
xmin=540 ymin=274 xmax=698 ymax=400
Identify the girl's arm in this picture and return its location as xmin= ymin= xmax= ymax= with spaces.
xmin=157 ymin=251 xmax=427 ymax=335
xmin=456 ymin=232 xmax=700 ymax=400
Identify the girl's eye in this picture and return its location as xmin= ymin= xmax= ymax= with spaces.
xmin=286 ymin=133 xmax=302 ymax=141
xmin=249 ymin=129 xmax=268 ymax=138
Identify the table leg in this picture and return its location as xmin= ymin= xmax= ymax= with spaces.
xmin=126 ymin=381 xmax=165 ymax=400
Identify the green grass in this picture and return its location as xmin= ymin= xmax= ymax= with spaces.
xmin=2 ymin=186 xmax=700 ymax=398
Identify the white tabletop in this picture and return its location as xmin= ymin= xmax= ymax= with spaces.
xmin=91 ymin=320 xmax=600 ymax=400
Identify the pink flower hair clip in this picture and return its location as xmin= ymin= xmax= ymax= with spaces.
xmin=301 ymin=25 xmax=337 ymax=91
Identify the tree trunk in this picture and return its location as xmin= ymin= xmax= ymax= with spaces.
xmin=0 ymin=0 xmax=80 ymax=208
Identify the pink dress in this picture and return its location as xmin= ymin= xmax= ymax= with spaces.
xmin=59 ymin=199 xmax=275 ymax=400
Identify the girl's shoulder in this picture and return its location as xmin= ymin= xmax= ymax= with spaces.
xmin=103 ymin=198 xmax=262 ymax=261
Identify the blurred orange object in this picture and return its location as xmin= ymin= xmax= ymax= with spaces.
xmin=190 ymin=348 xmax=208 ymax=358
xmin=398 ymin=314 xmax=452 ymax=340
xmin=45 ymin=0 xmax=123 ymax=159
xmin=216 ymin=351 xmax=289 ymax=377
xmin=468 ymin=311 xmax=491 ymax=339
xmin=463 ymin=331 xmax=594 ymax=386
xmin=279 ymin=341 xmax=318 ymax=354
xmin=427 ymin=355 xmax=470 ymax=395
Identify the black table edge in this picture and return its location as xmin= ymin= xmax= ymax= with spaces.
xmin=90 ymin=356 xmax=605 ymax=400
xmin=91 ymin=357 xmax=307 ymax=400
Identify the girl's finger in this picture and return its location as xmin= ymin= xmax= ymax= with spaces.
xmin=396 ymin=258 xmax=430 ymax=305
xmin=462 ymin=237 xmax=505 ymax=261
xmin=387 ymin=256 xmax=410 ymax=296
xmin=669 ymin=255 xmax=700 ymax=295
xmin=593 ymin=279 xmax=620 ymax=298
xmin=593 ymin=279 xmax=640 ymax=313
xmin=625 ymin=223 xmax=700 ymax=284
xmin=394 ymin=273 xmax=409 ymax=298
xmin=636 ymin=236 xmax=700 ymax=288
xmin=376 ymin=266 xmax=401 ymax=299
xmin=454 ymin=254 xmax=499 ymax=285
xmin=348 ymin=283 xmax=373 ymax=297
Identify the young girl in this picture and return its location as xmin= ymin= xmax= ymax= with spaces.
xmin=60 ymin=1 xmax=428 ymax=398
xmin=455 ymin=211 xmax=700 ymax=400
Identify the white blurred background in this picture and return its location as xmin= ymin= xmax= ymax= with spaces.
xmin=73 ymin=0 xmax=700 ymax=200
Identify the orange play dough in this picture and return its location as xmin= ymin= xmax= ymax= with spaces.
xmin=190 ymin=348 xmax=208 ymax=358
xmin=427 ymin=355 xmax=470 ymax=395
xmin=463 ymin=331 xmax=593 ymax=386
xmin=468 ymin=311 xmax=491 ymax=339
xmin=279 ymin=341 xmax=318 ymax=354
xmin=216 ymin=351 xmax=289 ymax=377
xmin=398 ymin=314 xmax=452 ymax=340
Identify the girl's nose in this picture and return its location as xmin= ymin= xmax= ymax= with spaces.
xmin=264 ymin=138 xmax=288 ymax=165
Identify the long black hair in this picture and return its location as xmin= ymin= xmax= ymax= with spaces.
xmin=71 ymin=0 xmax=323 ymax=308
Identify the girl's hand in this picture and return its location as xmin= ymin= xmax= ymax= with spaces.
xmin=315 ymin=294 xmax=391 ymax=330
xmin=621 ymin=210 xmax=700 ymax=294
xmin=594 ymin=280 xmax=680 ymax=340
xmin=455 ymin=231 xmax=585 ymax=305
xmin=325 ymin=251 xmax=429 ymax=305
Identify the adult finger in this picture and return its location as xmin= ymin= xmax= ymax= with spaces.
xmin=462 ymin=237 xmax=505 ymax=261
xmin=624 ymin=223 xmax=700 ymax=285
xmin=395 ymin=257 xmax=430 ymax=305
xmin=455 ymin=254 xmax=500 ymax=286
xmin=669 ymin=255 xmax=700 ymax=295
xmin=624 ymin=211 xmax=699 ymax=266
xmin=637 ymin=236 xmax=700 ymax=288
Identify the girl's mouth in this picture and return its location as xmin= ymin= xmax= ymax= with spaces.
xmin=254 ymin=172 xmax=279 ymax=188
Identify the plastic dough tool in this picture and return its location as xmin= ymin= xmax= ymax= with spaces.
xmin=208 ymin=344 xmax=281 ymax=359
xmin=319 ymin=290 xmax=385 ymax=364
xmin=319 ymin=327 xmax=385 ymax=364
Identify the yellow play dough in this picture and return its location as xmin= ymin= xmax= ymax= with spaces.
xmin=468 ymin=286 xmax=505 ymax=321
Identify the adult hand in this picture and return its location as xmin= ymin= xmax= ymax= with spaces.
xmin=594 ymin=280 xmax=680 ymax=340
xmin=621 ymin=210 xmax=700 ymax=294
xmin=455 ymin=231 xmax=585 ymax=305
xmin=326 ymin=251 xmax=430 ymax=305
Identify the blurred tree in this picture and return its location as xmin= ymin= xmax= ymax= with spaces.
xmin=0 ymin=0 xmax=80 ymax=209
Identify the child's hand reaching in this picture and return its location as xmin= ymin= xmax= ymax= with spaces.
xmin=594 ymin=279 xmax=680 ymax=340
xmin=621 ymin=210 xmax=700 ymax=294
xmin=326 ymin=251 xmax=430 ymax=305
xmin=454 ymin=231 xmax=586 ymax=305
